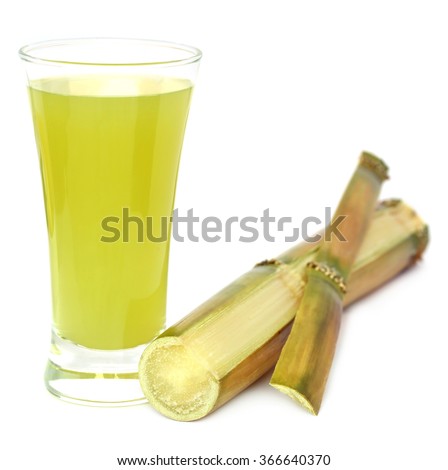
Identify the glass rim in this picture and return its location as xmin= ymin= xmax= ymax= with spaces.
xmin=18 ymin=37 xmax=202 ymax=67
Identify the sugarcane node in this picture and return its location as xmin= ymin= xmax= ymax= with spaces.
xmin=256 ymin=258 xmax=306 ymax=297
xmin=306 ymin=261 xmax=347 ymax=294
xmin=377 ymin=198 xmax=402 ymax=209
xmin=255 ymin=258 xmax=282 ymax=267
xmin=359 ymin=151 xmax=389 ymax=181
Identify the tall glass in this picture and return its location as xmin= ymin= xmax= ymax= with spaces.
xmin=19 ymin=38 xmax=201 ymax=405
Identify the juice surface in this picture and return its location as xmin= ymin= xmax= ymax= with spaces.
xmin=29 ymin=75 xmax=192 ymax=350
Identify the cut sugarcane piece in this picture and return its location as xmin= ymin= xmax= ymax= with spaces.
xmin=139 ymin=199 xmax=428 ymax=421
xmin=270 ymin=152 xmax=389 ymax=414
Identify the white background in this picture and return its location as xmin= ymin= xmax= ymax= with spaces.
xmin=1 ymin=1 xmax=447 ymax=469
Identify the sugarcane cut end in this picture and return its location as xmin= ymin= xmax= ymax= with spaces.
xmin=139 ymin=337 xmax=219 ymax=421
xmin=359 ymin=151 xmax=389 ymax=181
xmin=377 ymin=199 xmax=430 ymax=260
xmin=270 ymin=383 xmax=318 ymax=416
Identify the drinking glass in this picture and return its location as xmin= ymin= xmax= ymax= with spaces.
xmin=19 ymin=38 xmax=201 ymax=405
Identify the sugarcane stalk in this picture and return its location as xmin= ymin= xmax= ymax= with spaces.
xmin=139 ymin=199 xmax=428 ymax=421
xmin=270 ymin=152 xmax=389 ymax=414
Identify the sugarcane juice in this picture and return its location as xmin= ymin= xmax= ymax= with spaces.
xmin=29 ymin=75 xmax=192 ymax=350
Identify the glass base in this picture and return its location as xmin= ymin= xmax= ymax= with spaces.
xmin=44 ymin=330 xmax=151 ymax=406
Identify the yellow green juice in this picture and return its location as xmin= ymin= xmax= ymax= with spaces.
xmin=29 ymin=76 xmax=192 ymax=350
